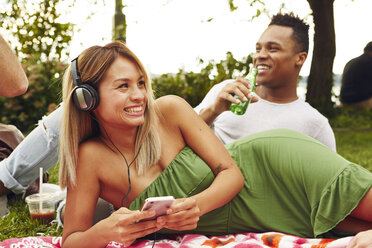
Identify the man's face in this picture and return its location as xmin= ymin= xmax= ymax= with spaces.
xmin=253 ymin=25 xmax=302 ymax=88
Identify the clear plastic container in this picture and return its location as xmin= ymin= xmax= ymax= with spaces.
xmin=25 ymin=193 xmax=55 ymax=224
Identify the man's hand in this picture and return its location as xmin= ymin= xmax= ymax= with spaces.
xmin=199 ymin=77 xmax=258 ymax=125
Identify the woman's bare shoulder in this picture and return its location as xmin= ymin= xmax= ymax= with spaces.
xmin=155 ymin=95 xmax=192 ymax=115
xmin=78 ymin=138 xmax=110 ymax=167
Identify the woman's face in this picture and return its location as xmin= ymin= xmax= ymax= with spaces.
xmin=94 ymin=56 xmax=147 ymax=129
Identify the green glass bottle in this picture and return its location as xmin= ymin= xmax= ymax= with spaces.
xmin=230 ymin=64 xmax=258 ymax=115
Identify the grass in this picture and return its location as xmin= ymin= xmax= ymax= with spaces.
xmin=1 ymin=117 xmax=372 ymax=241
xmin=0 ymin=164 xmax=62 ymax=241
xmin=335 ymin=130 xmax=372 ymax=171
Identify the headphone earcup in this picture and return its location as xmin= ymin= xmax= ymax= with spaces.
xmin=72 ymin=84 xmax=99 ymax=112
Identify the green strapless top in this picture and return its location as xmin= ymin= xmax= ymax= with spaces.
xmin=129 ymin=129 xmax=372 ymax=237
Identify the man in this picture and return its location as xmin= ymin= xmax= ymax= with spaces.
xmin=195 ymin=12 xmax=336 ymax=151
xmin=0 ymin=34 xmax=28 ymax=215
xmin=340 ymin=41 xmax=372 ymax=108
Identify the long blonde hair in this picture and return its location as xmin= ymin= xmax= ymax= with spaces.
xmin=59 ymin=41 xmax=161 ymax=189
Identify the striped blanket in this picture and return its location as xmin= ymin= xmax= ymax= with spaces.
xmin=0 ymin=232 xmax=353 ymax=248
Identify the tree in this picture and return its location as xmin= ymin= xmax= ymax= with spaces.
xmin=0 ymin=0 xmax=73 ymax=61
xmin=305 ymin=0 xmax=335 ymax=115
xmin=228 ymin=0 xmax=336 ymax=116
xmin=113 ymin=0 xmax=127 ymax=42
xmin=0 ymin=0 xmax=128 ymax=132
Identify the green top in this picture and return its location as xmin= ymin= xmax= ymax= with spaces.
xmin=130 ymin=129 xmax=372 ymax=238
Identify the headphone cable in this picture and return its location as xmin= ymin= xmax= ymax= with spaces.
xmin=93 ymin=116 xmax=156 ymax=247
xmin=89 ymin=114 xmax=140 ymax=207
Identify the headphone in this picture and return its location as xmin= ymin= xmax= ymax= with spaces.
xmin=71 ymin=57 xmax=100 ymax=112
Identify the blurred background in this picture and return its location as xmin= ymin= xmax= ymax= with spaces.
xmin=1 ymin=0 xmax=371 ymax=133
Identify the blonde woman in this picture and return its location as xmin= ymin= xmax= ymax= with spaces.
xmin=59 ymin=41 xmax=372 ymax=248
xmin=59 ymin=41 xmax=243 ymax=248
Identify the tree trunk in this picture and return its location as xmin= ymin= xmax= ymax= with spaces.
xmin=306 ymin=0 xmax=336 ymax=116
xmin=113 ymin=0 xmax=127 ymax=42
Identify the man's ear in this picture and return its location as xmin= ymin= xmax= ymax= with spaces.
xmin=295 ymin=52 xmax=307 ymax=67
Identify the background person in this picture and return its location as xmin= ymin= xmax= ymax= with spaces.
xmin=340 ymin=41 xmax=372 ymax=109
xmin=0 ymin=34 xmax=28 ymax=215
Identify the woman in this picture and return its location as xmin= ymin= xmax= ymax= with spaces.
xmin=59 ymin=41 xmax=372 ymax=248
xmin=60 ymin=41 xmax=243 ymax=247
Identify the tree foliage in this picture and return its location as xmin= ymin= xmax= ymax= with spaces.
xmin=153 ymin=52 xmax=253 ymax=107
xmin=0 ymin=0 xmax=73 ymax=133
xmin=0 ymin=0 xmax=73 ymax=61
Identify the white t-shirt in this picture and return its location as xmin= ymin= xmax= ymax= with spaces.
xmin=194 ymin=80 xmax=336 ymax=151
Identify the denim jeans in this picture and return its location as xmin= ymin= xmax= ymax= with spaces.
xmin=0 ymin=105 xmax=63 ymax=194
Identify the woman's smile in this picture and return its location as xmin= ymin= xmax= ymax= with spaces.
xmin=123 ymin=105 xmax=144 ymax=116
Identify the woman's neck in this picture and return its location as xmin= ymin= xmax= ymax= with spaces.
xmin=99 ymin=124 xmax=138 ymax=152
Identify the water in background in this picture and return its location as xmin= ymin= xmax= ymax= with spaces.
xmin=297 ymin=75 xmax=341 ymax=105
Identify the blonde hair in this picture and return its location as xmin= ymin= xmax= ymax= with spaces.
xmin=59 ymin=41 xmax=161 ymax=189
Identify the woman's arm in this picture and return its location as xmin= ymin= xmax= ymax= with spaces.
xmin=61 ymin=142 xmax=164 ymax=248
xmin=157 ymin=95 xmax=244 ymax=229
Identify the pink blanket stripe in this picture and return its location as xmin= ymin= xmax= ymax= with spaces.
xmin=0 ymin=232 xmax=353 ymax=248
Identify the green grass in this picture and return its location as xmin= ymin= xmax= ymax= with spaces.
xmin=1 ymin=128 xmax=371 ymax=241
xmin=0 ymin=164 xmax=62 ymax=241
xmin=0 ymin=195 xmax=62 ymax=241
xmin=335 ymin=129 xmax=372 ymax=171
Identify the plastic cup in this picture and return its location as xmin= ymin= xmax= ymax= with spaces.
xmin=25 ymin=193 xmax=55 ymax=224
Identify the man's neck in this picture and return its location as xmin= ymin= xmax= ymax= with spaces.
xmin=256 ymin=86 xmax=298 ymax=103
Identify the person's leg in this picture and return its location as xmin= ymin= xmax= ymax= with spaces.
xmin=57 ymin=198 xmax=113 ymax=227
xmin=0 ymin=105 xmax=63 ymax=195
xmin=336 ymin=216 xmax=372 ymax=233
xmin=351 ymin=187 xmax=372 ymax=221
xmin=0 ymin=181 xmax=11 ymax=195
xmin=334 ymin=188 xmax=372 ymax=233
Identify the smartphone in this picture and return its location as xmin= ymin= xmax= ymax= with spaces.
xmin=138 ymin=196 xmax=175 ymax=222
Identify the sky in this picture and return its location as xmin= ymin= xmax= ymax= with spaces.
xmin=4 ymin=0 xmax=372 ymax=77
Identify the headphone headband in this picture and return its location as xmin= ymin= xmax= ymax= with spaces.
xmin=71 ymin=57 xmax=82 ymax=86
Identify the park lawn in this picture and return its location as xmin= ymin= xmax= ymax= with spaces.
xmin=0 ymin=129 xmax=372 ymax=241
xmin=334 ymin=129 xmax=372 ymax=171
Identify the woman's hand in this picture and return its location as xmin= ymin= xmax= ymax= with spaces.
xmin=157 ymin=198 xmax=201 ymax=231
xmin=99 ymin=207 xmax=165 ymax=247
xmin=347 ymin=230 xmax=372 ymax=248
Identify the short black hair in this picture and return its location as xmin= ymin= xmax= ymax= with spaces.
xmin=269 ymin=12 xmax=309 ymax=53
xmin=364 ymin=42 xmax=372 ymax=53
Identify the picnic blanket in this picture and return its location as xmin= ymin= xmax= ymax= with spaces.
xmin=0 ymin=232 xmax=353 ymax=248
